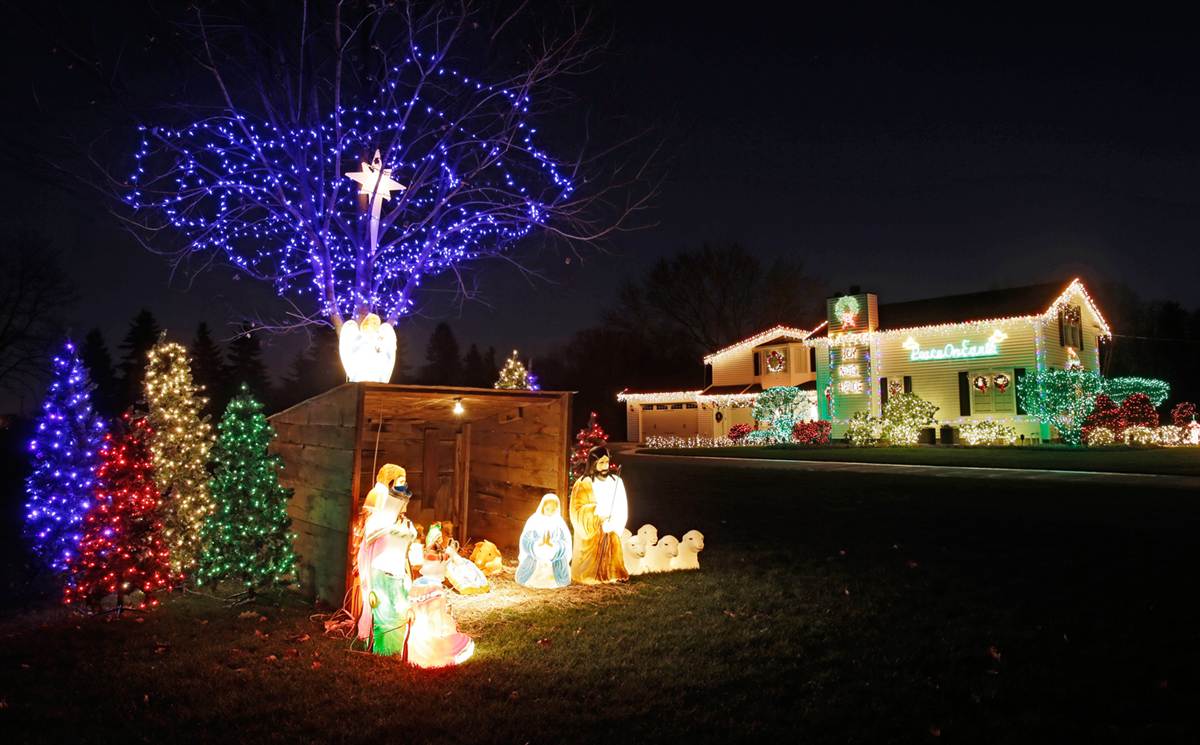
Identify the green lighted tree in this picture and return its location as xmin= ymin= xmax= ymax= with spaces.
xmin=1017 ymin=368 xmax=1106 ymax=446
xmin=494 ymin=349 xmax=533 ymax=390
xmin=747 ymin=386 xmax=802 ymax=443
xmin=197 ymin=385 xmax=295 ymax=595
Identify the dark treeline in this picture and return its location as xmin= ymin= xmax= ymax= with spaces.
xmin=1097 ymin=282 xmax=1200 ymax=409
xmin=5 ymin=245 xmax=1199 ymax=436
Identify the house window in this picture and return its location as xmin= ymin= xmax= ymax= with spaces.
xmin=670 ymin=403 xmax=684 ymax=410
xmin=655 ymin=404 xmax=668 ymax=411
xmin=1060 ymin=305 xmax=1083 ymax=348
xmin=685 ymin=403 xmax=698 ymax=409
xmin=970 ymin=370 xmax=1016 ymax=414
xmin=753 ymin=352 xmax=761 ymax=376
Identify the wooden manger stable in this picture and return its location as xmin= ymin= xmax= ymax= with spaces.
xmin=268 ymin=383 xmax=573 ymax=604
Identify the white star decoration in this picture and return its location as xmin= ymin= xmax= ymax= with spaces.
xmin=345 ymin=149 xmax=407 ymax=205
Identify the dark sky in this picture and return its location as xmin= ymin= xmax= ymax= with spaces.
xmin=3 ymin=4 xmax=1199 ymax=411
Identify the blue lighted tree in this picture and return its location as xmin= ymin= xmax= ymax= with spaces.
xmin=120 ymin=3 xmax=648 ymax=379
xmin=24 ymin=339 xmax=108 ymax=575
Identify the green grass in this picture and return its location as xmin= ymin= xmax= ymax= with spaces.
xmin=3 ymin=458 xmax=1200 ymax=743
xmin=639 ymin=444 xmax=1200 ymax=477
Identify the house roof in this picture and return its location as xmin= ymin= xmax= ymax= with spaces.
xmin=700 ymin=383 xmax=757 ymax=396
xmin=702 ymin=325 xmax=814 ymax=364
xmin=805 ymin=278 xmax=1111 ymax=340
xmin=876 ymin=281 xmax=1067 ymax=331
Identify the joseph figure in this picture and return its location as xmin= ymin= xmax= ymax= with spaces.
xmin=569 ymin=446 xmax=629 ymax=584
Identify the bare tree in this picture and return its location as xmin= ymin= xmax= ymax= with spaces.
xmin=607 ymin=243 xmax=827 ymax=355
xmin=0 ymin=232 xmax=77 ymax=395
xmin=99 ymin=0 xmax=654 ymax=337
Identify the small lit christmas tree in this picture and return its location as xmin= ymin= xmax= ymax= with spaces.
xmin=144 ymin=338 xmax=215 ymax=574
xmin=65 ymin=414 xmax=175 ymax=610
xmin=24 ymin=339 xmax=108 ymax=576
xmin=1119 ymin=392 xmax=1159 ymax=429
xmin=570 ymin=412 xmax=618 ymax=484
xmin=197 ymin=386 xmax=295 ymax=595
xmin=494 ymin=349 xmax=533 ymax=390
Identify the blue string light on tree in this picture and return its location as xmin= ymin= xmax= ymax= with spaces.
xmin=23 ymin=339 xmax=108 ymax=576
xmin=124 ymin=49 xmax=576 ymax=379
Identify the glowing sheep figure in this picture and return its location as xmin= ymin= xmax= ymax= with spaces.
xmin=670 ymin=530 xmax=705 ymax=571
xmin=622 ymin=533 xmax=646 ymax=576
xmin=642 ymin=534 xmax=678 ymax=573
xmin=636 ymin=524 xmax=659 ymax=552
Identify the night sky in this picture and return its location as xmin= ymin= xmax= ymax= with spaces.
xmin=2 ymin=4 xmax=1198 ymax=411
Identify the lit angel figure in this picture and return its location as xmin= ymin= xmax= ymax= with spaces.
xmin=338 ymin=313 xmax=397 ymax=383
xmin=516 ymin=494 xmax=572 ymax=589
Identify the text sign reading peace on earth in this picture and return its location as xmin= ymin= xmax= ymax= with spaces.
xmin=901 ymin=329 xmax=1008 ymax=362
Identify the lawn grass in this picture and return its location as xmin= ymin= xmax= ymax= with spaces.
xmin=639 ymin=444 xmax=1200 ymax=477
xmin=3 ymin=457 xmax=1200 ymax=743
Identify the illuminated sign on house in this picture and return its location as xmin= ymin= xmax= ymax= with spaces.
xmin=901 ymin=329 xmax=1008 ymax=362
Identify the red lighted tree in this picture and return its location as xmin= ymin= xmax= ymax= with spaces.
xmin=1171 ymin=402 xmax=1197 ymax=428
xmin=1082 ymin=394 xmax=1124 ymax=443
xmin=65 ymin=414 xmax=175 ymax=611
xmin=570 ymin=412 xmax=619 ymax=485
xmin=1119 ymin=393 xmax=1159 ymax=429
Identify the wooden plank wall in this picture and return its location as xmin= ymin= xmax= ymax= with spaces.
xmin=354 ymin=416 xmax=459 ymax=525
xmin=467 ymin=396 xmax=570 ymax=549
xmin=268 ymin=384 xmax=359 ymax=605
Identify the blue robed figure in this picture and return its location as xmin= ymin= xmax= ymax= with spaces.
xmin=516 ymin=494 xmax=572 ymax=589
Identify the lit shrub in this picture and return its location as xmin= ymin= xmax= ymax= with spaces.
xmin=959 ymin=419 xmax=1017 ymax=447
xmin=727 ymin=423 xmax=753 ymax=442
xmin=1156 ymin=425 xmax=1184 ymax=447
xmin=791 ymin=420 xmax=831 ymax=445
xmin=1084 ymin=426 xmax=1115 ymax=447
xmin=881 ymin=392 xmax=938 ymax=446
xmin=846 ymin=412 xmax=882 ymax=447
xmin=1123 ymin=425 xmax=1158 ymax=447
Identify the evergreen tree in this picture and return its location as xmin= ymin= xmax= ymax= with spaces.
xmin=118 ymin=309 xmax=162 ymax=411
xmin=482 ymin=346 xmax=498 ymax=384
xmin=80 ymin=328 xmax=119 ymax=418
xmin=65 ymin=414 xmax=175 ymax=610
xmin=144 ymin=337 xmax=216 ymax=574
xmin=421 ymin=322 xmax=461 ymax=385
xmin=227 ymin=325 xmax=273 ymax=403
xmin=190 ymin=322 xmax=229 ymax=417
xmin=462 ymin=344 xmax=488 ymax=387
xmin=24 ymin=339 xmax=108 ymax=575
xmin=197 ymin=386 xmax=296 ymax=593
xmin=390 ymin=328 xmax=411 ymax=383
xmin=280 ymin=326 xmax=345 ymax=409
xmin=495 ymin=349 xmax=533 ymax=390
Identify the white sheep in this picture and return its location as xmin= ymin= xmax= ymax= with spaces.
xmin=670 ymin=530 xmax=705 ymax=571
xmin=622 ymin=533 xmax=646 ymax=575
xmin=636 ymin=524 xmax=659 ymax=552
xmin=642 ymin=534 xmax=678 ymax=573
xmin=621 ymin=527 xmax=633 ymax=542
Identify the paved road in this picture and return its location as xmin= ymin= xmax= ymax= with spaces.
xmin=619 ymin=447 xmax=1200 ymax=491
